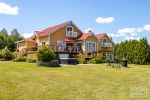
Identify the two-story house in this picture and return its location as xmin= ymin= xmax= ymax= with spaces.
xmin=16 ymin=21 xmax=114 ymax=61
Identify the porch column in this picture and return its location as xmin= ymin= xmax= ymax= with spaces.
xmin=48 ymin=32 xmax=51 ymax=46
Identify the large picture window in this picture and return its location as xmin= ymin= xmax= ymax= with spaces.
xmin=57 ymin=41 xmax=66 ymax=47
xmin=86 ymin=41 xmax=96 ymax=51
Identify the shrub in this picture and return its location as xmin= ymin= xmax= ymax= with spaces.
xmin=14 ymin=56 xmax=27 ymax=62
xmin=88 ymin=56 xmax=107 ymax=64
xmin=26 ymin=58 xmax=36 ymax=63
xmin=0 ymin=47 xmax=12 ymax=60
xmin=36 ymin=47 xmax=56 ymax=62
xmin=76 ymin=53 xmax=85 ymax=64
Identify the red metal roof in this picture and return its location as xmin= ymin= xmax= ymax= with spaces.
xmin=77 ymin=32 xmax=92 ymax=40
xmin=95 ymin=33 xmax=106 ymax=39
xmin=63 ymin=38 xmax=73 ymax=42
xmin=36 ymin=21 xmax=71 ymax=37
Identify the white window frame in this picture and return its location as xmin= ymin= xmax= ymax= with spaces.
xmin=41 ymin=41 xmax=46 ymax=46
xmin=73 ymin=32 xmax=77 ymax=38
xmin=66 ymin=26 xmax=73 ymax=37
xmin=102 ymin=38 xmax=107 ymax=43
xmin=102 ymin=38 xmax=107 ymax=47
xmin=86 ymin=41 xmax=96 ymax=52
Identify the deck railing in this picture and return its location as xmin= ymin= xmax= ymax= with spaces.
xmin=22 ymin=45 xmax=83 ymax=54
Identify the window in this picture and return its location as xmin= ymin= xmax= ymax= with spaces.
xmin=73 ymin=32 xmax=77 ymax=37
xmin=86 ymin=41 xmax=96 ymax=51
xmin=102 ymin=38 xmax=107 ymax=43
xmin=66 ymin=26 xmax=73 ymax=36
xmin=57 ymin=41 xmax=66 ymax=46
xmin=41 ymin=41 xmax=45 ymax=46
xmin=67 ymin=26 xmax=73 ymax=32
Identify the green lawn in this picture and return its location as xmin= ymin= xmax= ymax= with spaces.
xmin=0 ymin=61 xmax=150 ymax=100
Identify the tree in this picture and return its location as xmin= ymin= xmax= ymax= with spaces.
xmin=115 ymin=38 xmax=150 ymax=65
xmin=0 ymin=28 xmax=24 ymax=51
xmin=0 ymin=46 xmax=12 ymax=60
xmin=10 ymin=28 xmax=24 ymax=51
xmin=11 ymin=28 xmax=24 ymax=42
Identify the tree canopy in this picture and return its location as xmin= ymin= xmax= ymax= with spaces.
xmin=115 ymin=38 xmax=150 ymax=64
xmin=0 ymin=28 xmax=24 ymax=51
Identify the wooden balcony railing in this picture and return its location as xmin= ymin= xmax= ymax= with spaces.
xmin=21 ymin=45 xmax=83 ymax=54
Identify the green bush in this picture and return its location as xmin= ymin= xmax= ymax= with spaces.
xmin=14 ymin=56 xmax=27 ymax=62
xmin=88 ymin=56 xmax=107 ymax=64
xmin=0 ymin=47 xmax=12 ymax=60
xmin=76 ymin=53 xmax=85 ymax=64
xmin=36 ymin=47 xmax=56 ymax=62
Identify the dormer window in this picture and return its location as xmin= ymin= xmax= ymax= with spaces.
xmin=102 ymin=38 xmax=107 ymax=43
xmin=66 ymin=26 xmax=77 ymax=38
xmin=67 ymin=26 xmax=73 ymax=32
xmin=66 ymin=26 xmax=73 ymax=37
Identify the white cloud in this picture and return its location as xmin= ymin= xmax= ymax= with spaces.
xmin=96 ymin=17 xmax=114 ymax=24
xmin=22 ymin=33 xmax=33 ymax=38
xmin=117 ymin=28 xmax=143 ymax=36
xmin=124 ymin=36 xmax=140 ymax=40
xmin=0 ymin=2 xmax=19 ymax=15
xmin=84 ymin=28 xmax=93 ymax=33
xmin=144 ymin=25 xmax=150 ymax=31
xmin=114 ymin=27 xmax=143 ymax=40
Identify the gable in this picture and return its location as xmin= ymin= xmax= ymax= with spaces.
xmin=35 ymin=21 xmax=83 ymax=38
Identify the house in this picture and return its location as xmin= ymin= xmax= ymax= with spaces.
xmin=16 ymin=21 xmax=114 ymax=62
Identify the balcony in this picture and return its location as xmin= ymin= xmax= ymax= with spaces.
xmin=20 ymin=45 xmax=82 ymax=54
xmin=66 ymin=31 xmax=77 ymax=38
xmin=102 ymin=43 xmax=112 ymax=47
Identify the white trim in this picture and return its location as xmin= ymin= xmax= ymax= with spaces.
xmin=57 ymin=41 xmax=66 ymax=46
xmin=48 ymin=33 xmax=50 ymax=45
xmin=66 ymin=26 xmax=73 ymax=37
xmin=41 ymin=41 xmax=46 ymax=46
xmin=102 ymin=38 xmax=107 ymax=43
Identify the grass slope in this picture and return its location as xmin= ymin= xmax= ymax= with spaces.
xmin=0 ymin=61 xmax=150 ymax=100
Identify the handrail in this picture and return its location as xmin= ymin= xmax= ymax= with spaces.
xmin=22 ymin=45 xmax=83 ymax=53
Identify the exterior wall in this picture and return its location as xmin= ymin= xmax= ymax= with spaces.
xmin=27 ymin=41 xmax=34 ymax=48
xmin=36 ymin=36 xmax=49 ymax=46
xmin=50 ymin=25 xmax=83 ymax=46
xmin=85 ymin=35 xmax=98 ymax=51
xmin=98 ymin=35 xmax=114 ymax=52
xmin=18 ymin=41 xmax=26 ymax=51
xmin=97 ymin=35 xmax=114 ymax=60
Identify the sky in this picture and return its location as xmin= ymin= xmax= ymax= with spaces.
xmin=0 ymin=0 xmax=150 ymax=43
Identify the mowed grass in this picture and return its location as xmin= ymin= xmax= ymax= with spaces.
xmin=0 ymin=61 xmax=150 ymax=100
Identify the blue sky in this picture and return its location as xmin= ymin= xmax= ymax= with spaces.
xmin=0 ymin=0 xmax=150 ymax=43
